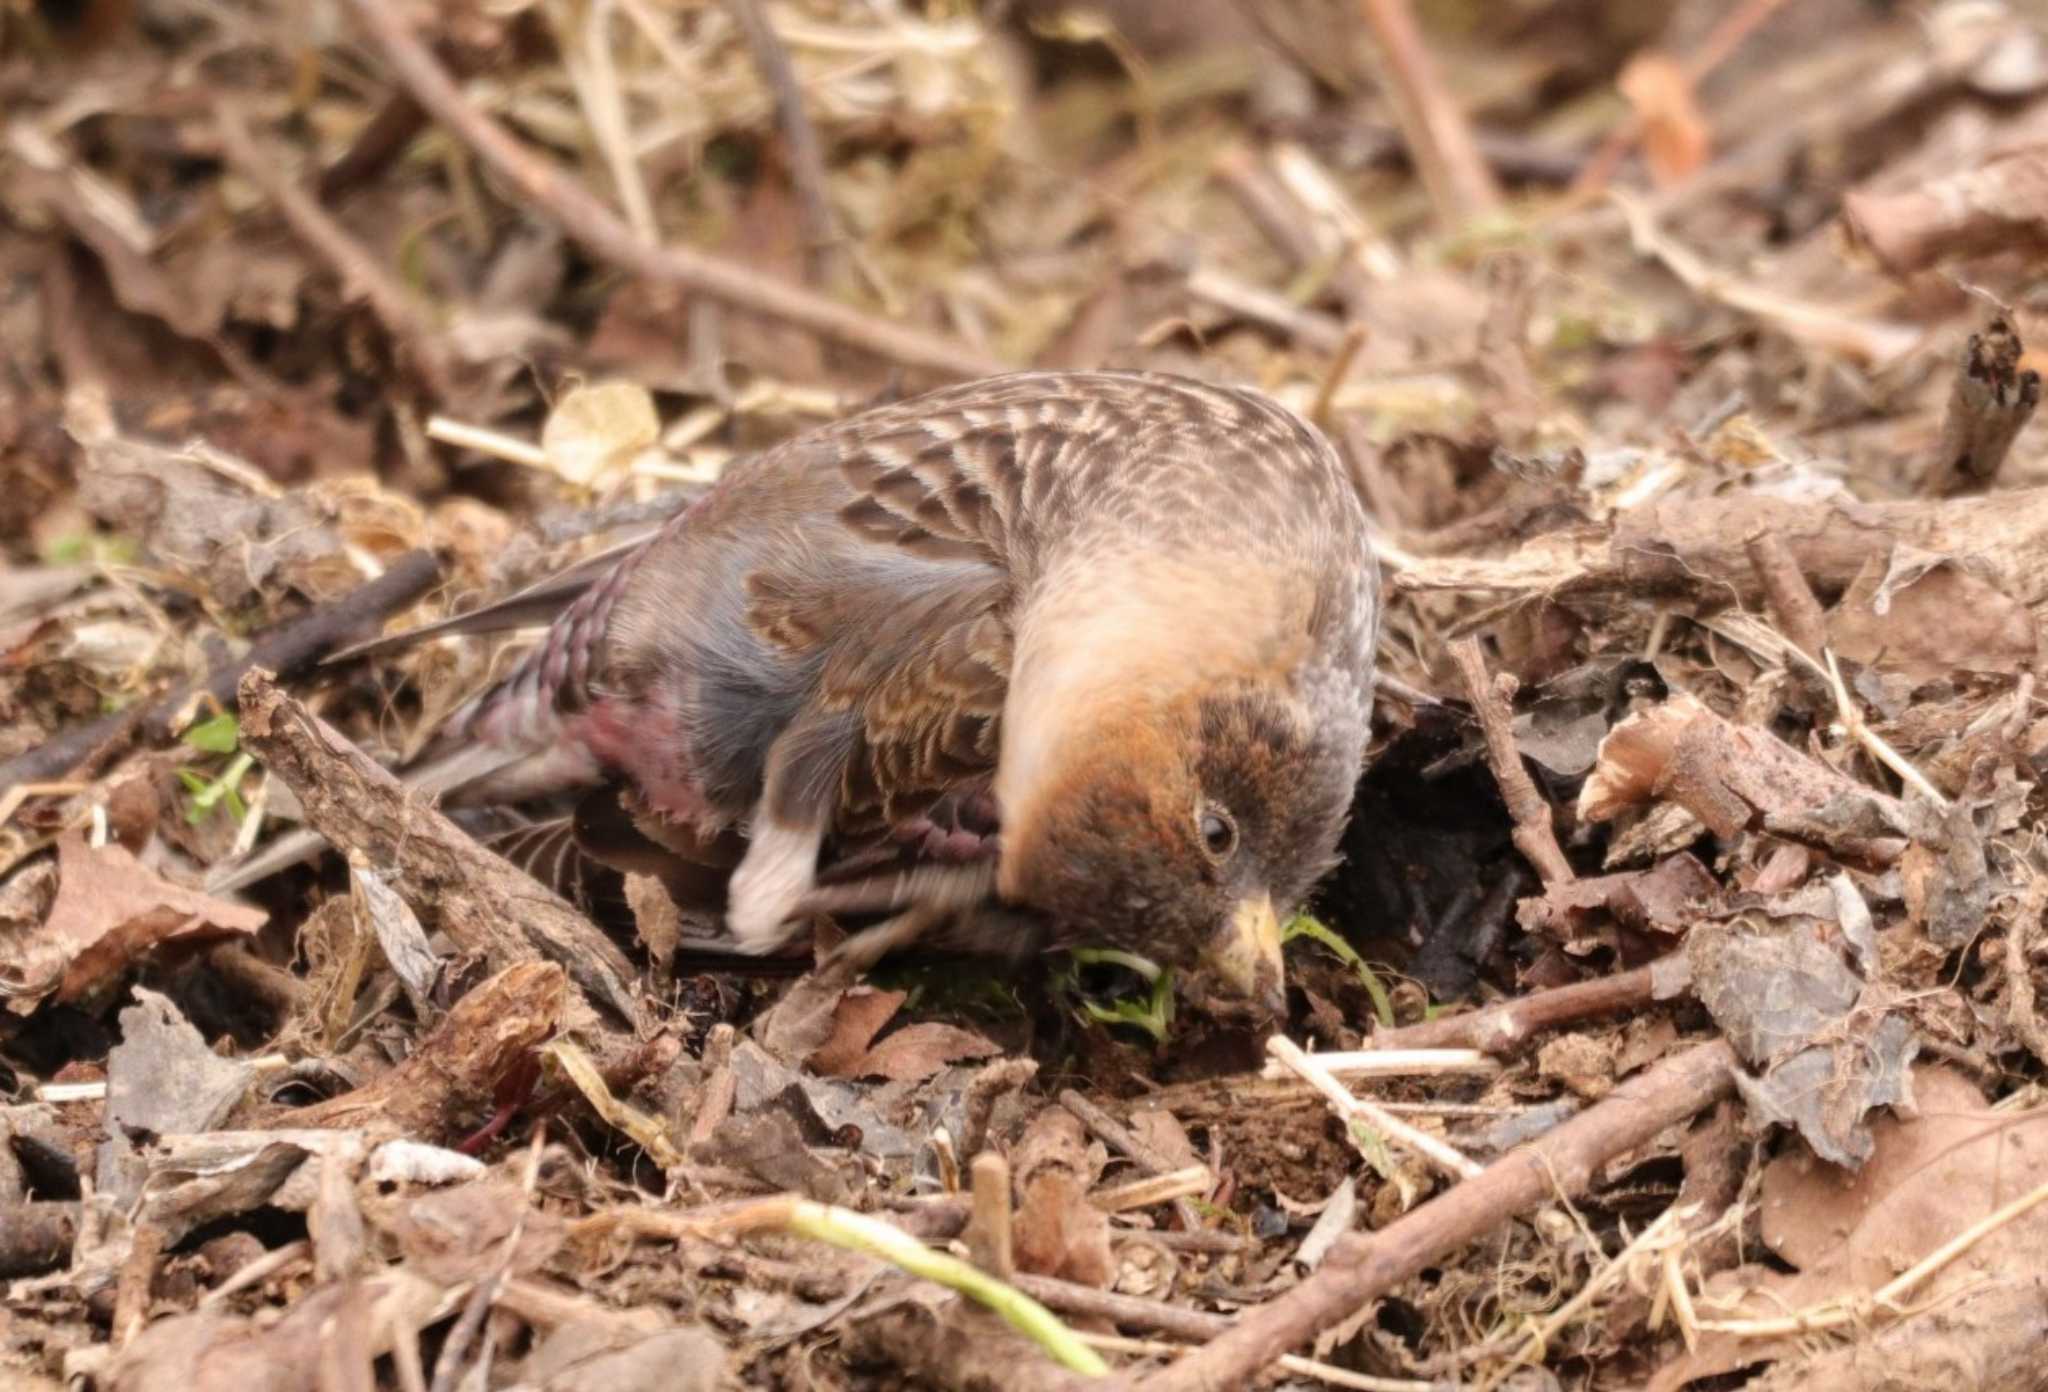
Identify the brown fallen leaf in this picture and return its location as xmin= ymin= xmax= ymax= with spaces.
xmin=1 ymin=833 xmax=265 ymax=1012
xmin=805 ymin=986 xmax=907 ymax=1077
xmin=1826 ymin=550 xmax=2036 ymax=682
xmin=847 ymin=1022 xmax=1002 ymax=1084
xmin=1651 ymin=1066 xmax=2048 ymax=1390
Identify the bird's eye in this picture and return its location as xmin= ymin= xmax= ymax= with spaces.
xmin=1198 ymin=806 xmax=1237 ymax=859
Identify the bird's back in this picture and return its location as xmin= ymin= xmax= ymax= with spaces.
xmin=458 ymin=371 xmax=1376 ymax=860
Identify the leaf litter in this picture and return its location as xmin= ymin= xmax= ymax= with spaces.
xmin=4 ymin=1 xmax=2048 ymax=1390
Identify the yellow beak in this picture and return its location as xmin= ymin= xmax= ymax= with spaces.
xmin=1201 ymin=892 xmax=1286 ymax=1016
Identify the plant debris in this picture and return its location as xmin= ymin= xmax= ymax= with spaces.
xmin=5 ymin=1 xmax=2048 ymax=1389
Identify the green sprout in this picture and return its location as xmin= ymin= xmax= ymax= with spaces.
xmin=177 ymin=713 xmax=253 ymax=824
xmin=1064 ymin=947 xmax=1175 ymax=1045
xmin=1281 ymin=913 xmax=1396 ymax=1029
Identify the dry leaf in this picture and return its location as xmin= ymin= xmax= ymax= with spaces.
xmin=1826 ymin=551 xmax=2036 ymax=682
xmin=540 ymin=380 xmax=660 ymax=487
xmin=2 ymin=833 xmax=265 ymax=1012
xmin=1651 ymin=1067 xmax=2048 ymax=1390
xmin=848 ymin=1022 xmax=1001 ymax=1083
xmin=806 ymin=986 xmax=908 ymax=1077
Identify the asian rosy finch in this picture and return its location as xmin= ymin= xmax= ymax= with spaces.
xmin=409 ymin=371 xmax=1378 ymax=1013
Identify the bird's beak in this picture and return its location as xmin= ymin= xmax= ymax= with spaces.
xmin=1202 ymin=892 xmax=1286 ymax=1017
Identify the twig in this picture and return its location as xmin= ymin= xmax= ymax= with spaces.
xmin=235 ymin=671 xmax=644 ymax=1028
xmin=339 ymin=0 xmax=1005 ymax=379
xmin=1450 ymin=636 xmax=1575 ymax=885
xmin=1310 ymin=324 xmax=1370 ymax=428
xmin=725 ymin=0 xmax=844 ymax=286
xmin=1364 ymin=962 xmax=1664 ymax=1055
xmin=1355 ymin=0 xmax=1499 ymax=225
xmin=425 ymin=414 xmax=551 ymax=468
xmin=320 ymin=31 xmax=492 ymax=201
xmin=1925 ymin=317 xmax=2041 ymax=497
xmin=968 ymin=1151 xmax=1016 ymax=1280
xmin=215 ymin=101 xmax=445 ymax=386
xmin=1820 ymin=648 xmax=1949 ymax=808
xmin=1258 ymin=1048 xmax=1499 ymax=1081
xmin=1185 ymin=268 xmax=1349 ymax=352
xmin=0 ymin=549 xmax=439 ymax=793
xmin=1744 ymin=532 xmax=1827 ymax=661
xmin=1116 ymin=1040 xmax=1737 ymax=1392
xmin=1267 ymin=1037 xmax=1482 ymax=1183
xmin=1090 ymin=1167 xmax=1213 ymax=1214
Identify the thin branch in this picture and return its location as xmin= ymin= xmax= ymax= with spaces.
xmin=1115 ymin=1040 xmax=1737 ymax=1392
xmin=1744 ymin=531 xmax=1827 ymax=661
xmin=1267 ymin=1036 xmax=1483 ymax=1183
xmin=725 ymin=0 xmax=845 ymax=286
xmin=1356 ymin=0 xmax=1500 ymax=225
xmin=338 ymin=0 xmax=1005 ymax=380
xmin=0 ymin=550 xmax=440 ymax=794
xmin=1450 ymin=636 xmax=1575 ymax=885
xmin=1365 ymin=961 xmax=1664 ymax=1055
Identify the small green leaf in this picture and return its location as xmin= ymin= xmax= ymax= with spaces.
xmin=1079 ymin=966 xmax=1175 ymax=1044
xmin=182 ymin=752 xmax=255 ymax=825
xmin=182 ymin=711 xmax=240 ymax=754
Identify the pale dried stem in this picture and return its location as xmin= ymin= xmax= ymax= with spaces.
xmin=1267 ymin=1036 xmax=1483 ymax=1182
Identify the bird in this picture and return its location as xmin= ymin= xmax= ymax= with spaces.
xmin=355 ymin=371 xmax=1378 ymax=1013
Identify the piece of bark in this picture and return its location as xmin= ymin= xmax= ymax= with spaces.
xmin=1408 ymin=484 xmax=2048 ymax=626
xmin=1923 ymin=317 xmax=2041 ymax=497
xmin=235 ymin=671 xmax=643 ymax=1029
xmin=1577 ymin=692 xmax=1915 ymax=865
xmin=270 ymin=960 xmax=564 ymax=1139
xmin=1843 ymin=142 xmax=2048 ymax=276
xmin=1010 ymin=1107 xmax=1113 ymax=1290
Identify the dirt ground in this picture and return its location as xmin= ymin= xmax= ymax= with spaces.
xmin=5 ymin=1 xmax=2048 ymax=1388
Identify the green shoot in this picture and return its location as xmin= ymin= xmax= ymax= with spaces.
xmin=1282 ymin=914 xmax=1395 ymax=1029
xmin=178 ymin=752 xmax=253 ymax=824
xmin=1061 ymin=949 xmax=1175 ymax=1045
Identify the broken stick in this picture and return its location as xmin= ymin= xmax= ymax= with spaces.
xmin=235 ymin=670 xmax=644 ymax=1029
xmin=1924 ymin=317 xmax=2041 ymax=497
xmin=1109 ymin=1039 xmax=1736 ymax=1392
xmin=1450 ymin=637 xmax=1575 ymax=885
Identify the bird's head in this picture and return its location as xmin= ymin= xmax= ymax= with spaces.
xmin=996 ymin=678 xmax=1359 ymax=1017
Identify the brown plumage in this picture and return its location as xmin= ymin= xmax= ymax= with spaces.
xmin=439 ymin=370 xmax=1378 ymax=1012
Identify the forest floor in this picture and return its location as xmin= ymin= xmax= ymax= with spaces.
xmin=5 ymin=1 xmax=2048 ymax=1389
